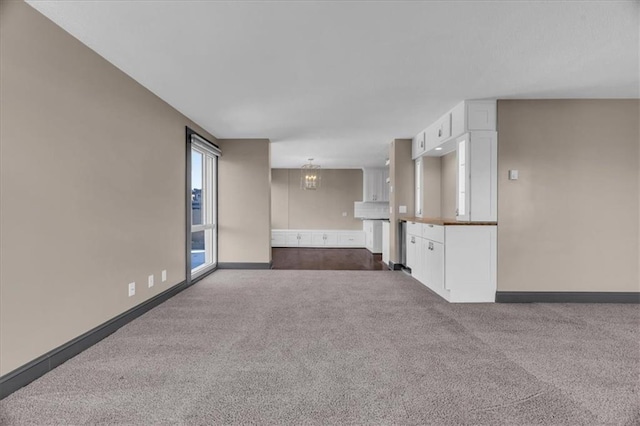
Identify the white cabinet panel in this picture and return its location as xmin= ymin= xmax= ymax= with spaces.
xmin=406 ymin=221 xmax=422 ymax=237
xmin=324 ymin=232 xmax=338 ymax=246
xmin=412 ymin=131 xmax=426 ymax=159
xmin=406 ymin=233 xmax=417 ymax=269
xmin=339 ymin=232 xmax=366 ymax=247
xmin=363 ymin=168 xmax=389 ymax=202
xmin=382 ymin=221 xmax=390 ymax=266
xmin=468 ymin=131 xmax=498 ymax=222
xmin=467 ymin=101 xmax=497 ymax=130
xmin=415 ymin=158 xmax=422 ymax=217
xmin=271 ymin=231 xmax=287 ymax=247
xmin=273 ymin=230 xmax=363 ymax=248
xmin=404 ymin=223 xmax=496 ymax=303
xmin=422 ymin=223 xmax=444 ymax=243
xmin=285 ymin=233 xmax=300 ymax=246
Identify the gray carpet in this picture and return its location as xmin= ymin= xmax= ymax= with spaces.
xmin=1 ymin=270 xmax=638 ymax=425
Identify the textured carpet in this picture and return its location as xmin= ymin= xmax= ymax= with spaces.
xmin=1 ymin=270 xmax=638 ymax=425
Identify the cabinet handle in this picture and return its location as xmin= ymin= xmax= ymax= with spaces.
xmin=411 ymin=236 xmax=415 ymax=244
xmin=438 ymin=128 xmax=442 ymax=137
xmin=428 ymin=224 xmax=433 ymax=228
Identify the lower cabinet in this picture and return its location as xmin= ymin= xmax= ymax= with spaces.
xmin=381 ymin=221 xmax=390 ymax=266
xmin=363 ymin=220 xmax=383 ymax=254
xmin=405 ymin=222 xmax=496 ymax=303
xmin=272 ymin=230 xmax=365 ymax=248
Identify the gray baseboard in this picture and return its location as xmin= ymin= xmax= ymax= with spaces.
xmin=496 ymin=291 xmax=640 ymax=303
xmin=0 ymin=280 xmax=191 ymax=400
xmin=218 ymin=262 xmax=273 ymax=270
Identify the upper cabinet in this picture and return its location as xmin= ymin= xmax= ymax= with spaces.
xmin=363 ymin=168 xmax=389 ymax=202
xmin=412 ymin=100 xmax=496 ymax=160
xmin=412 ymin=131 xmax=426 ymax=159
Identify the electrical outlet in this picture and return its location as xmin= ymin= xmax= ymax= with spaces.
xmin=161 ymin=270 xmax=167 ymax=282
xmin=128 ymin=282 xmax=135 ymax=297
xmin=342 ymin=212 xmax=347 ymax=217
xmin=148 ymin=275 xmax=154 ymax=288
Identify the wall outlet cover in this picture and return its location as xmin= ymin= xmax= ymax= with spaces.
xmin=509 ymin=170 xmax=519 ymax=180
xmin=342 ymin=212 xmax=347 ymax=217
xmin=161 ymin=270 xmax=167 ymax=282
xmin=399 ymin=205 xmax=407 ymax=214
xmin=128 ymin=282 xmax=135 ymax=297
xmin=148 ymin=275 xmax=154 ymax=288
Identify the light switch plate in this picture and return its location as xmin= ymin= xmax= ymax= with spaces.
xmin=509 ymin=170 xmax=519 ymax=180
xmin=161 ymin=270 xmax=167 ymax=282
xmin=399 ymin=205 xmax=407 ymax=214
xmin=148 ymin=275 xmax=154 ymax=288
xmin=128 ymin=282 xmax=135 ymax=297
xmin=342 ymin=212 xmax=347 ymax=217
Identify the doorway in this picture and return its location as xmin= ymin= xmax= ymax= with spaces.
xmin=187 ymin=128 xmax=220 ymax=281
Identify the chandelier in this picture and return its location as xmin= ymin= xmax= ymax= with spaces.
xmin=300 ymin=158 xmax=321 ymax=190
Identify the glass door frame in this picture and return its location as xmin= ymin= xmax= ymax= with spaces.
xmin=186 ymin=127 xmax=220 ymax=284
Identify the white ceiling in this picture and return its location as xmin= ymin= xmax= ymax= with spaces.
xmin=26 ymin=1 xmax=639 ymax=168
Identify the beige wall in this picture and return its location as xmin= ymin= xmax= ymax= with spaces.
xmin=0 ymin=0 xmax=221 ymax=375
xmin=389 ymin=139 xmax=415 ymax=264
xmin=271 ymin=169 xmax=363 ymax=230
xmin=498 ymin=99 xmax=640 ymax=292
xmin=421 ymin=157 xmax=442 ymax=218
xmin=218 ymin=139 xmax=272 ymax=264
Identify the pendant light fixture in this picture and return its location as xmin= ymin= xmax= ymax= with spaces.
xmin=300 ymin=158 xmax=321 ymax=190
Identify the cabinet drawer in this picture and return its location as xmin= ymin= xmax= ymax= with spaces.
xmin=422 ymin=223 xmax=444 ymax=243
xmin=406 ymin=221 xmax=422 ymax=237
xmin=338 ymin=232 xmax=365 ymax=247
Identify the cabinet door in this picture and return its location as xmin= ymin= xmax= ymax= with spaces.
xmin=381 ymin=169 xmax=390 ymax=202
xmin=406 ymin=234 xmax=417 ymax=269
xmin=298 ymin=232 xmax=312 ymax=246
xmin=469 ymin=131 xmax=497 ymax=222
xmin=434 ymin=113 xmax=452 ymax=145
xmin=324 ymin=232 xmax=338 ymax=246
xmin=456 ymin=134 xmax=470 ymax=221
xmin=271 ymin=231 xmax=287 ymax=247
xmin=430 ymin=241 xmax=445 ymax=291
xmin=412 ymin=131 xmax=426 ymax=159
xmin=285 ymin=233 xmax=300 ymax=247
xmin=382 ymin=222 xmax=390 ymax=265
xmin=311 ymin=233 xmax=325 ymax=246
xmin=467 ymin=101 xmax=497 ymax=130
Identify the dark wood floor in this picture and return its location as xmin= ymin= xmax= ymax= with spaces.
xmin=272 ymin=248 xmax=386 ymax=270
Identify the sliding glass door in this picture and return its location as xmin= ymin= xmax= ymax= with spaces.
xmin=189 ymin=131 xmax=219 ymax=280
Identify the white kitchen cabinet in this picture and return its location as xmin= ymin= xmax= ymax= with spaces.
xmin=311 ymin=232 xmax=338 ymax=246
xmin=271 ymin=231 xmax=287 ymax=247
xmin=406 ymin=233 xmax=418 ymax=270
xmin=412 ymin=130 xmax=426 ymax=159
xmin=338 ymin=232 xmax=366 ymax=247
xmin=363 ymin=220 xmax=383 ymax=254
xmin=382 ymin=221 xmax=390 ymax=266
xmin=423 ymin=239 xmax=444 ymax=293
xmin=426 ymin=113 xmax=452 ymax=151
xmin=406 ymin=222 xmax=496 ymax=303
xmin=451 ymin=100 xmax=497 ymax=138
xmin=455 ymin=131 xmax=497 ymax=222
xmin=285 ymin=231 xmax=311 ymax=247
xmin=272 ymin=230 xmax=355 ymax=248
xmin=363 ymin=168 xmax=389 ymax=202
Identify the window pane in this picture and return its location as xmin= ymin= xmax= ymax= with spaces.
xmin=191 ymin=150 xmax=203 ymax=226
xmin=191 ymin=230 xmax=205 ymax=270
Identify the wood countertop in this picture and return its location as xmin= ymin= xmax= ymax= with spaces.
xmin=400 ymin=217 xmax=497 ymax=226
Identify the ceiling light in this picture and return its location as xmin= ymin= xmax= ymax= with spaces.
xmin=300 ymin=158 xmax=321 ymax=190
xmin=435 ymin=147 xmax=443 ymax=151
